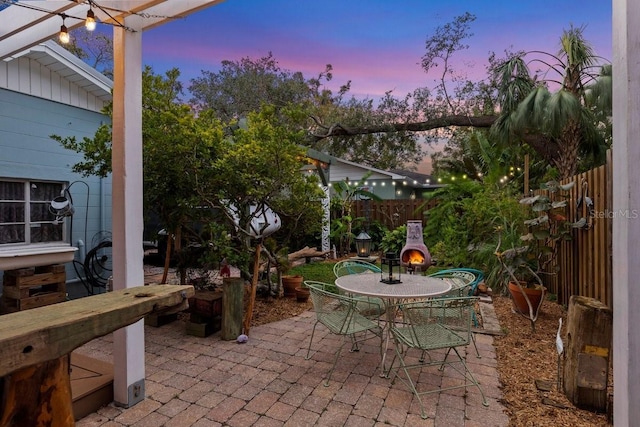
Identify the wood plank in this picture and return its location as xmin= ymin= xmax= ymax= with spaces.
xmin=11 ymin=271 xmax=66 ymax=288
xmin=0 ymin=284 xmax=194 ymax=377
xmin=18 ymin=292 xmax=66 ymax=310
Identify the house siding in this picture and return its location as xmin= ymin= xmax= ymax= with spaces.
xmin=0 ymin=87 xmax=112 ymax=292
xmin=0 ymin=52 xmax=108 ymax=113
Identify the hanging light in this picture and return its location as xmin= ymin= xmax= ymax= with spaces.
xmin=85 ymin=9 xmax=97 ymax=31
xmin=59 ymin=16 xmax=70 ymax=44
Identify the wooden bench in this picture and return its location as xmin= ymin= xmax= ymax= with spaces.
xmin=0 ymin=284 xmax=194 ymax=426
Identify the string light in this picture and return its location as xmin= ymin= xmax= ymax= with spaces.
xmin=0 ymin=0 xmax=176 ymax=33
xmin=85 ymin=8 xmax=97 ymax=31
xmin=59 ymin=15 xmax=70 ymax=44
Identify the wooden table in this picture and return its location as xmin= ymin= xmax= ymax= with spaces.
xmin=0 ymin=284 xmax=193 ymax=427
xmin=335 ymin=274 xmax=453 ymax=375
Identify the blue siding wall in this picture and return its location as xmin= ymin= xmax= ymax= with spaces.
xmin=0 ymin=88 xmax=112 ymax=293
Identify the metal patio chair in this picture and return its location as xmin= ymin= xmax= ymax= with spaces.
xmin=427 ymin=268 xmax=482 ymax=357
xmin=427 ymin=268 xmax=480 ymax=297
xmin=387 ymin=296 xmax=488 ymax=419
xmin=333 ymin=259 xmax=385 ymax=318
xmin=304 ymin=281 xmax=384 ymax=386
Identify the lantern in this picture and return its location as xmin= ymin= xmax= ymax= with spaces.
xmin=380 ymin=252 xmax=401 ymax=284
xmin=355 ymin=231 xmax=372 ymax=258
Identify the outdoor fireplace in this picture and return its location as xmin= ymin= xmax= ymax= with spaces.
xmin=400 ymin=220 xmax=431 ymax=273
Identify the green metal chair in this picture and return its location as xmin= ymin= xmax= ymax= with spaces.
xmin=427 ymin=269 xmax=481 ymax=357
xmin=427 ymin=269 xmax=478 ymax=297
xmin=427 ymin=268 xmax=484 ymax=296
xmin=387 ymin=296 xmax=488 ymax=419
xmin=332 ymin=259 xmax=380 ymax=276
xmin=333 ymin=259 xmax=385 ymax=318
xmin=304 ymin=281 xmax=383 ymax=386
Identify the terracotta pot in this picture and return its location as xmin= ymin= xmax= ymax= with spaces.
xmin=282 ymin=275 xmax=303 ymax=298
xmin=295 ymin=286 xmax=310 ymax=303
xmin=508 ymin=281 xmax=545 ymax=315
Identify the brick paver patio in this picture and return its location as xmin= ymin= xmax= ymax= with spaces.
xmin=75 ymin=307 xmax=509 ymax=426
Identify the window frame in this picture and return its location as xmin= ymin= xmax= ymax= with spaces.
xmin=0 ymin=179 xmax=69 ymax=247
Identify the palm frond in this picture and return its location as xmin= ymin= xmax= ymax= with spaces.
xmin=546 ymin=91 xmax=581 ymax=134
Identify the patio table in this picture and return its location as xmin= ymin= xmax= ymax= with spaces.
xmin=335 ymin=273 xmax=453 ymax=376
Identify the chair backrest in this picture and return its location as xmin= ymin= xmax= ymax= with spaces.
xmin=427 ymin=268 xmax=483 ymax=296
xmin=395 ymin=296 xmax=478 ymax=349
xmin=306 ymin=281 xmax=380 ymax=335
xmin=333 ymin=259 xmax=381 ymax=278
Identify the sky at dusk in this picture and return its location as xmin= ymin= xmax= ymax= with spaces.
xmin=140 ymin=0 xmax=612 ymax=172
xmin=142 ymin=0 xmax=612 ymax=99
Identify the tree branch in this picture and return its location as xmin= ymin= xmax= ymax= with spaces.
xmin=308 ymin=114 xmax=498 ymax=141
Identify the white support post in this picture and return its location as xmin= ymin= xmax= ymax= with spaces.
xmin=111 ymin=15 xmax=146 ymax=407
xmin=612 ymin=0 xmax=640 ymax=424
xmin=321 ymin=185 xmax=330 ymax=253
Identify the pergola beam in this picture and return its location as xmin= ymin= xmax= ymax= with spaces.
xmin=0 ymin=0 xmax=224 ymax=60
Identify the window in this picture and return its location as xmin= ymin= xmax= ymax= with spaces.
xmin=0 ymin=180 xmax=65 ymax=245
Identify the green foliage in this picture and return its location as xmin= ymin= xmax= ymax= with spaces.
xmin=288 ymin=262 xmax=335 ymax=284
xmin=53 ymin=68 xmax=324 ymax=281
xmin=379 ymin=225 xmax=407 ymax=255
xmin=491 ymin=26 xmax=610 ymax=179
xmin=494 ymin=181 xmax=576 ymax=291
xmin=420 ymin=180 xmax=526 ymax=293
xmin=329 ymin=174 xmax=381 ymax=255
xmin=189 ymin=52 xmax=311 ymax=121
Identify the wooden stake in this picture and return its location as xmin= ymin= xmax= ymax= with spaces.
xmin=161 ymin=234 xmax=173 ymax=284
xmin=243 ymin=243 xmax=262 ymax=335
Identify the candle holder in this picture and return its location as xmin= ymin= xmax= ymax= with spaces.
xmin=380 ymin=252 xmax=401 ymax=284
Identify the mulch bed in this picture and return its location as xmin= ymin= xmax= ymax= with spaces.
xmin=492 ymin=295 xmax=612 ymax=426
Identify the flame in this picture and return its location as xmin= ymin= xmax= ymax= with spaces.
xmin=403 ymin=250 xmax=425 ymax=265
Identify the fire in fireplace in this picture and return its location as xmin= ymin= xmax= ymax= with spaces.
xmin=400 ymin=220 xmax=431 ymax=273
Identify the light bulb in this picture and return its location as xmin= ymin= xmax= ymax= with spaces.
xmin=59 ymin=24 xmax=70 ymax=44
xmin=85 ymin=9 xmax=96 ymax=31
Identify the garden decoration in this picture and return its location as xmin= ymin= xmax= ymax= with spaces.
xmin=495 ymin=180 xmax=577 ymax=332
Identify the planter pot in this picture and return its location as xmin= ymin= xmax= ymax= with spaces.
xmin=282 ymin=275 xmax=303 ymax=298
xmin=508 ymin=281 xmax=545 ymax=315
xmin=295 ymin=286 xmax=310 ymax=303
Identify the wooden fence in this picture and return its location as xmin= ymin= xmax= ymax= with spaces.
xmin=538 ymin=151 xmax=613 ymax=308
xmin=353 ymin=152 xmax=613 ymax=308
xmin=352 ymin=198 xmax=438 ymax=230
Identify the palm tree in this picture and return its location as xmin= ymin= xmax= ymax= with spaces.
xmin=492 ymin=26 xmax=610 ymax=179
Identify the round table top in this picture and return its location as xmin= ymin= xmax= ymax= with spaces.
xmin=335 ymin=273 xmax=453 ymax=299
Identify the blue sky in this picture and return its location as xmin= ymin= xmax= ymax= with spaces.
xmin=142 ymin=0 xmax=612 ymax=99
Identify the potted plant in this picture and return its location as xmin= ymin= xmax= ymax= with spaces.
xmin=495 ymin=180 xmax=575 ymax=332
xmin=275 ymin=246 xmax=303 ymax=298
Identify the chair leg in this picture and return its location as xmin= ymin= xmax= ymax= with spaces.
xmin=324 ymin=336 xmax=348 ymax=387
xmin=471 ymin=332 xmax=481 ymax=358
xmin=452 ymin=348 xmax=488 ymax=407
xmin=305 ymin=321 xmax=319 ymax=360
xmin=349 ymin=334 xmax=360 ymax=352
xmin=391 ymin=343 xmax=429 ymax=419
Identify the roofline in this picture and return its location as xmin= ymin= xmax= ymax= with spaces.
xmin=7 ymin=40 xmax=113 ymax=100
xmin=331 ymin=156 xmax=406 ymax=180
